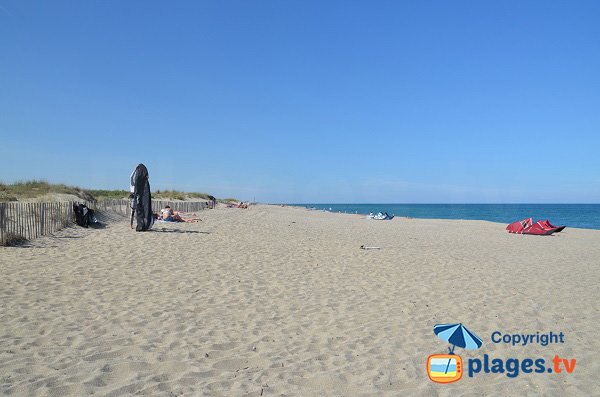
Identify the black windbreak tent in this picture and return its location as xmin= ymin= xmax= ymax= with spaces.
xmin=130 ymin=163 xmax=154 ymax=231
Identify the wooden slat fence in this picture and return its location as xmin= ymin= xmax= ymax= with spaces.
xmin=0 ymin=199 xmax=208 ymax=246
xmin=0 ymin=202 xmax=74 ymax=245
xmin=152 ymin=200 xmax=208 ymax=214
xmin=92 ymin=199 xmax=208 ymax=216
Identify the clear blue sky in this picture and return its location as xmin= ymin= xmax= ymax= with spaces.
xmin=1 ymin=1 xmax=599 ymax=203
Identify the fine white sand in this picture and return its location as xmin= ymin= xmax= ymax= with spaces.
xmin=1 ymin=205 xmax=599 ymax=396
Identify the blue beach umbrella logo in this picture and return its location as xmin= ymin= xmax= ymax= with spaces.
xmin=434 ymin=323 xmax=483 ymax=353
xmin=427 ymin=323 xmax=482 ymax=383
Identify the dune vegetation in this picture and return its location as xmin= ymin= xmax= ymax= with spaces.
xmin=0 ymin=181 xmax=221 ymax=202
xmin=0 ymin=180 xmax=96 ymax=202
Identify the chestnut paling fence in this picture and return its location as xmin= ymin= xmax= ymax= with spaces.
xmin=0 ymin=199 xmax=209 ymax=245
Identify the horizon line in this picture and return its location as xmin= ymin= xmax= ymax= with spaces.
xmin=278 ymin=202 xmax=600 ymax=205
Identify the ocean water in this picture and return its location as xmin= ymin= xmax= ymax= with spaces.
xmin=289 ymin=204 xmax=600 ymax=230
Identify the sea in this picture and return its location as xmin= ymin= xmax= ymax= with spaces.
xmin=288 ymin=204 xmax=600 ymax=230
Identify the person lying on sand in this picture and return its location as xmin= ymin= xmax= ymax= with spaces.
xmin=159 ymin=206 xmax=201 ymax=223
xmin=173 ymin=212 xmax=201 ymax=223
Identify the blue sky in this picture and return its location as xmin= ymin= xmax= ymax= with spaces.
xmin=1 ymin=1 xmax=599 ymax=203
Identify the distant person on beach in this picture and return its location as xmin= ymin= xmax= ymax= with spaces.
xmin=210 ymin=195 xmax=217 ymax=209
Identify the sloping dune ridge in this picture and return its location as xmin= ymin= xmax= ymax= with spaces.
xmin=1 ymin=205 xmax=599 ymax=396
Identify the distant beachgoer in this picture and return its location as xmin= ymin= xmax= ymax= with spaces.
xmin=207 ymin=195 xmax=217 ymax=209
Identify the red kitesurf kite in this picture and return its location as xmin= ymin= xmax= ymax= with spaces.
xmin=506 ymin=218 xmax=566 ymax=235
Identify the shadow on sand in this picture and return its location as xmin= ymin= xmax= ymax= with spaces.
xmin=151 ymin=228 xmax=210 ymax=234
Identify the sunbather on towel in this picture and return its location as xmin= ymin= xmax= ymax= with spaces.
xmin=159 ymin=206 xmax=201 ymax=223
xmin=176 ymin=213 xmax=201 ymax=223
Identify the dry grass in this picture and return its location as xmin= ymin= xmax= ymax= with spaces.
xmin=88 ymin=189 xmax=130 ymax=200
xmin=153 ymin=190 xmax=211 ymax=201
xmin=0 ymin=181 xmax=223 ymax=203
xmin=218 ymin=198 xmax=240 ymax=203
xmin=0 ymin=180 xmax=95 ymax=202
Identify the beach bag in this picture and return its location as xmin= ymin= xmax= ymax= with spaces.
xmin=73 ymin=203 xmax=90 ymax=227
xmin=73 ymin=203 xmax=100 ymax=228
xmin=87 ymin=209 xmax=99 ymax=226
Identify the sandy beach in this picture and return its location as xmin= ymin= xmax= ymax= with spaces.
xmin=1 ymin=204 xmax=599 ymax=396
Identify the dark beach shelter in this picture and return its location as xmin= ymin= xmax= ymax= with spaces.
xmin=130 ymin=163 xmax=154 ymax=231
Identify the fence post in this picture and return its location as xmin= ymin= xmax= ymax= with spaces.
xmin=40 ymin=203 xmax=45 ymax=236
xmin=9 ymin=203 xmax=13 ymax=236
xmin=0 ymin=202 xmax=5 ymax=245
xmin=26 ymin=203 xmax=30 ymax=240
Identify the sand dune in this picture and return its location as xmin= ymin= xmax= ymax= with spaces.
xmin=1 ymin=205 xmax=599 ymax=396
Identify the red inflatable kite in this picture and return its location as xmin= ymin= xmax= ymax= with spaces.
xmin=506 ymin=218 xmax=566 ymax=235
